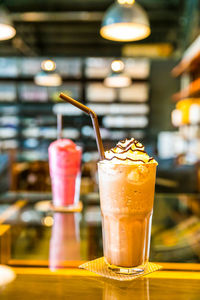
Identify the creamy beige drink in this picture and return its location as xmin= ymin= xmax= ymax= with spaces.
xmin=98 ymin=138 xmax=157 ymax=274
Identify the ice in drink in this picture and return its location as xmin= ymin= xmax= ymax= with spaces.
xmin=48 ymin=139 xmax=82 ymax=207
xmin=98 ymin=138 xmax=157 ymax=274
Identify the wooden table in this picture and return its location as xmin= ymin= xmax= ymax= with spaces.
xmin=1 ymin=263 xmax=200 ymax=299
xmin=0 ymin=193 xmax=199 ymax=298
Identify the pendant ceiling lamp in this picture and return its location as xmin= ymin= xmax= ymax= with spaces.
xmin=0 ymin=6 xmax=16 ymax=40
xmin=100 ymin=0 xmax=150 ymax=42
xmin=104 ymin=59 xmax=131 ymax=88
xmin=34 ymin=59 xmax=62 ymax=87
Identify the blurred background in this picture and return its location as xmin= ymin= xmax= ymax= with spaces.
xmin=0 ymin=0 xmax=200 ymax=266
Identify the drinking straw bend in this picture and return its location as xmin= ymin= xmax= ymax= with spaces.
xmin=59 ymin=92 xmax=105 ymax=160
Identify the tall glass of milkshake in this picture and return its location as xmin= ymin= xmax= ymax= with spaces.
xmin=98 ymin=138 xmax=157 ymax=275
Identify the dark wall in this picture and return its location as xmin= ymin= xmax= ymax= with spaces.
xmin=149 ymin=59 xmax=180 ymax=141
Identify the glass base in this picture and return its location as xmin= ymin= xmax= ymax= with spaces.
xmin=105 ymin=259 xmax=146 ymax=275
xmin=50 ymin=201 xmax=83 ymax=212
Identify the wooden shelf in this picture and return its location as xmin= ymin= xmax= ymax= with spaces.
xmin=172 ymin=51 xmax=200 ymax=77
xmin=172 ymin=78 xmax=200 ymax=101
xmin=172 ymin=35 xmax=200 ymax=77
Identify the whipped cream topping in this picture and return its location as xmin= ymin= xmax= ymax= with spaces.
xmin=104 ymin=138 xmax=157 ymax=164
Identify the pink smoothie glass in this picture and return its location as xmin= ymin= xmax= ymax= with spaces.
xmin=48 ymin=139 xmax=82 ymax=207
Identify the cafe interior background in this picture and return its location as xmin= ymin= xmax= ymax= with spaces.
xmin=0 ymin=0 xmax=199 ymax=266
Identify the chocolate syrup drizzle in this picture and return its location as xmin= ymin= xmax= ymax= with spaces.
xmin=105 ymin=157 xmax=147 ymax=163
xmin=117 ymin=138 xmax=144 ymax=150
xmin=148 ymin=157 xmax=154 ymax=162
xmin=111 ymin=148 xmax=146 ymax=155
xmin=105 ymin=138 xmax=154 ymax=163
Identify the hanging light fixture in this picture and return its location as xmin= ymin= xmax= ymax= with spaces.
xmin=100 ymin=0 xmax=150 ymax=42
xmin=104 ymin=59 xmax=132 ymax=88
xmin=41 ymin=59 xmax=56 ymax=72
xmin=0 ymin=6 xmax=16 ymax=40
xmin=34 ymin=59 xmax=62 ymax=87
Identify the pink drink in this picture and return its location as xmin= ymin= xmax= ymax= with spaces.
xmin=48 ymin=139 xmax=82 ymax=207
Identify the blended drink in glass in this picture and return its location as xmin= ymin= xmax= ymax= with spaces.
xmin=98 ymin=138 xmax=157 ymax=274
xmin=48 ymin=139 xmax=82 ymax=207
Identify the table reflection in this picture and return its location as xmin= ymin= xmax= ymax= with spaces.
xmin=49 ymin=212 xmax=81 ymax=269
xmin=101 ymin=277 xmax=150 ymax=300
